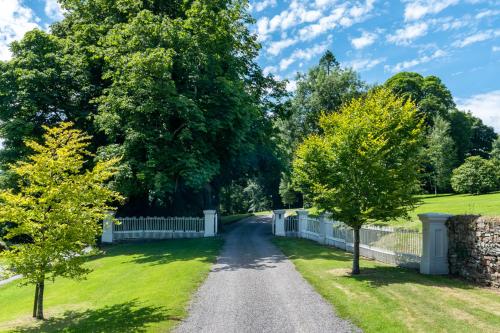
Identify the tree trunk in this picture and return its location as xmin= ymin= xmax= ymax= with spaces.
xmin=36 ymin=281 xmax=44 ymax=320
xmin=352 ymin=227 xmax=360 ymax=275
xmin=32 ymin=283 xmax=39 ymax=318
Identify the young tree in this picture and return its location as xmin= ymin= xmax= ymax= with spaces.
xmin=293 ymin=88 xmax=424 ymax=274
xmin=427 ymin=116 xmax=456 ymax=194
xmin=491 ymin=136 xmax=500 ymax=160
xmin=0 ymin=123 xmax=122 ymax=320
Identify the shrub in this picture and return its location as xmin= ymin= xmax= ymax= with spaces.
xmin=451 ymin=156 xmax=499 ymax=194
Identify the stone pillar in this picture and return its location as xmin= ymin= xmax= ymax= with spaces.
xmin=204 ymin=210 xmax=217 ymax=237
xmin=297 ymin=209 xmax=309 ymax=238
xmin=273 ymin=209 xmax=286 ymax=236
xmin=419 ymin=213 xmax=453 ymax=275
xmin=101 ymin=213 xmax=114 ymax=243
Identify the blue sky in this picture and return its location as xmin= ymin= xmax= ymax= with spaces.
xmin=1 ymin=0 xmax=499 ymax=131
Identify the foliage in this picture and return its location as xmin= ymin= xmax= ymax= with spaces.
xmin=0 ymin=239 xmax=222 ymax=332
xmin=384 ymin=72 xmax=454 ymax=124
xmin=0 ymin=0 xmax=287 ymax=216
xmin=0 ymin=123 xmax=122 ymax=319
xmin=491 ymin=137 xmax=500 ymax=160
xmin=292 ymin=88 xmax=424 ymax=273
xmin=279 ymin=174 xmax=298 ymax=208
xmin=243 ymin=180 xmax=271 ymax=213
xmin=426 ymin=116 xmax=456 ymax=193
xmin=274 ymin=237 xmax=500 ymax=333
xmin=289 ymin=50 xmax=366 ymax=141
xmin=451 ymin=156 xmax=499 ymax=195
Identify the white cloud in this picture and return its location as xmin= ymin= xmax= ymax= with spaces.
xmin=250 ymin=0 xmax=277 ymax=13
xmin=0 ymin=0 xmax=40 ymax=61
xmin=452 ymin=29 xmax=500 ymax=48
xmin=456 ymin=90 xmax=500 ymax=133
xmin=493 ymin=46 xmax=500 ymax=52
xmin=386 ymin=49 xmax=447 ymax=72
xmin=346 ymin=57 xmax=385 ymax=71
xmin=45 ymin=0 xmax=64 ymax=20
xmin=404 ymin=0 xmax=459 ymax=21
xmin=267 ymin=38 xmax=298 ymax=56
xmin=351 ymin=31 xmax=377 ymax=49
xmin=279 ymin=42 xmax=330 ymax=71
xmin=387 ymin=22 xmax=428 ymax=45
xmin=297 ymin=7 xmax=345 ymax=41
xmin=475 ymin=9 xmax=500 ymax=19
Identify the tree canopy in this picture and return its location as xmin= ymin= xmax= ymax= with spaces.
xmin=292 ymin=88 xmax=424 ymax=273
xmin=0 ymin=122 xmax=122 ymax=319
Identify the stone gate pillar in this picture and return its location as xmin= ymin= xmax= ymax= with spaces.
xmin=204 ymin=210 xmax=217 ymax=237
xmin=101 ymin=212 xmax=115 ymax=243
xmin=273 ymin=209 xmax=286 ymax=236
xmin=297 ymin=209 xmax=309 ymax=238
xmin=419 ymin=213 xmax=453 ymax=275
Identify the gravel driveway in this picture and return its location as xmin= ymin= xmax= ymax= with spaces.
xmin=175 ymin=215 xmax=360 ymax=333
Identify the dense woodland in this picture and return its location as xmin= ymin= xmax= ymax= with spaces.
xmin=0 ymin=0 xmax=498 ymax=217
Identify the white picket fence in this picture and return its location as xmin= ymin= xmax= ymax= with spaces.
xmin=112 ymin=216 xmax=205 ymax=240
xmin=101 ymin=210 xmax=219 ymax=243
xmin=282 ymin=215 xmax=422 ymax=269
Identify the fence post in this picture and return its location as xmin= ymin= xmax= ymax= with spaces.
xmin=101 ymin=212 xmax=114 ymax=243
xmin=273 ymin=210 xmax=286 ymax=236
xmin=419 ymin=213 xmax=453 ymax=275
xmin=319 ymin=213 xmax=329 ymax=244
xmin=297 ymin=209 xmax=308 ymax=238
xmin=204 ymin=210 xmax=217 ymax=237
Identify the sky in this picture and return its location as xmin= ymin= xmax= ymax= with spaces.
xmin=0 ymin=0 xmax=499 ymax=131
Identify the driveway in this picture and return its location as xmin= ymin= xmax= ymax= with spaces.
xmin=175 ymin=215 xmax=360 ymax=333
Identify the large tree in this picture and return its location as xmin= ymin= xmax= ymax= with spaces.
xmin=0 ymin=0 xmax=287 ymax=215
xmin=293 ymin=88 xmax=424 ymax=274
xmin=385 ymin=72 xmax=455 ymax=124
xmin=0 ymin=123 xmax=122 ymax=319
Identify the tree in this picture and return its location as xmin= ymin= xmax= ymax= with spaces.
xmin=290 ymin=50 xmax=366 ymax=140
xmin=451 ymin=156 xmax=499 ymax=195
xmin=279 ymin=174 xmax=298 ymax=208
xmin=0 ymin=123 xmax=122 ymax=319
xmin=491 ymin=136 xmax=500 ymax=160
xmin=243 ymin=180 xmax=270 ymax=213
xmin=426 ymin=116 xmax=456 ymax=194
xmin=1 ymin=0 xmax=288 ymax=215
xmin=385 ymin=72 xmax=455 ymax=124
xmin=293 ymin=88 xmax=424 ymax=274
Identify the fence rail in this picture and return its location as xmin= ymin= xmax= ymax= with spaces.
xmin=112 ymin=216 xmax=205 ymax=240
xmin=282 ymin=214 xmax=422 ymax=268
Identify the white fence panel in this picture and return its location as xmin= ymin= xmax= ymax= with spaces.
xmin=113 ymin=216 xmax=205 ymax=241
xmin=279 ymin=212 xmax=422 ymax=269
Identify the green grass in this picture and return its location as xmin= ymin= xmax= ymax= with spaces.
xmin=220 ymin=213 xmax=253 ymax=225
xmin=274 ymin=237 xmax=500 ymax=333
xmin=0 ymin=238 xmax=223 ymax=332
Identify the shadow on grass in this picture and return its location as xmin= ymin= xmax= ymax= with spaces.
xmin=347 ymin=266 xmax=475 ymax=290
xmin=13 ymin=300 xmax=173 ymax=333
xmin=276 ymin=237 xmax=476 ymax=290
xmin=91 ymin=238 xmax=223 ymax=266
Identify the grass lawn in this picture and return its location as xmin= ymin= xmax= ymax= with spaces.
xmin=274 ymin=237 xmax=500 ymax=333
xmin=220 ymin=213 xmax=253 ymax=225
xmin=0 ymin=238 xmax=223 ymax=332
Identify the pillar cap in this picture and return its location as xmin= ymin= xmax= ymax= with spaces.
xmin=273 ymin=209 xmax=286 ymax=214
xmin=296 ymin=209 xmax=308 ymax=216
xmin=418 ymin=213 xmax=453 ymax=223
xmin=203 ymin=210 xmax=217 ymax=214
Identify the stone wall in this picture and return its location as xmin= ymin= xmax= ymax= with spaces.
xmin=447 ymin=215 xmax=499 ymax=288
